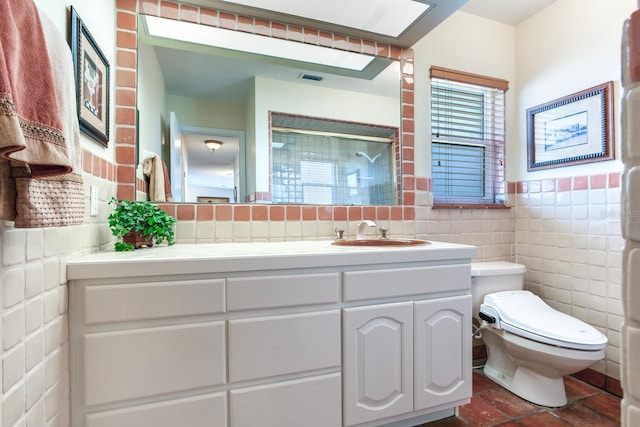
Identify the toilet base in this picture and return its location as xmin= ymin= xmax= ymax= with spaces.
xmin=480 ymin=327 xmax=604 ymax=408
xmin=483 ymin=364 xmax=567 ymax=407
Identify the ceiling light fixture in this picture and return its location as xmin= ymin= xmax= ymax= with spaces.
xmin=143 ymin=16 xmax=376 ymax=72
xmin=204 ymin=139 xmax=223 ymax=152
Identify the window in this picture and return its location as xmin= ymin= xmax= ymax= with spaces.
xmin=430 ymin=67 xmax=509 ymax=206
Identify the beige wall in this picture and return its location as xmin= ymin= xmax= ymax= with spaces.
xmin=515 ymin=0 xmax=634 ymax=181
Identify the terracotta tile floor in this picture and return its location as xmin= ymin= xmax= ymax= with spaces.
xmin=419 ymin=369 xmax=621 ymax=427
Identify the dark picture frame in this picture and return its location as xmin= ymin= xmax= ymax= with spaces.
xmin=526 ymin=81 xmax=614 ymax=171
xmin=70 ymin=7 xmax=110 ymax=146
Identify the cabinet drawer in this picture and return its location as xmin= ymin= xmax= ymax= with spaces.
xmin=84 ymin=322 xmax=226 ymax=406
xmin=84 ymin=279 xmax=225 ymax=324
xmin=230 ymin=373 xmax=341 ymax=427
xmin=86 ymin=392 xmax=227 ymax=427
xmin=343 ymin=264 xmax=470 ymax=301
xmin=227 ymin=272 xmax=339 ymax=311
xmin=229 ymin=310 xmax=340 ymax=382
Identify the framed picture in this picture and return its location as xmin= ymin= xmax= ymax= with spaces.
xmin=526 ymin=81 xmax=614 ymax=171
xmin=70 ymin=7 xmax=110 ymax=146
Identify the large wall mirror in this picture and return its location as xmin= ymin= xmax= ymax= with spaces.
xmin=115 ymin=0 xmax=419 ymax=208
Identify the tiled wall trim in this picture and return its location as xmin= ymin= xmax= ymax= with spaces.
xmin=516 ymin=173 xmax=621 ymax=194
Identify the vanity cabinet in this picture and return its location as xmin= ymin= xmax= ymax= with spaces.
xmin=68 ymin=241 xmax=475 ymax=427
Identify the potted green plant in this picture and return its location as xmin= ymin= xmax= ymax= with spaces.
xmin=108 ymin=197 xmax=176 ymax=251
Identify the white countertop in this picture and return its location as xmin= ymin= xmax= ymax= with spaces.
xmin=67 ymin=240 xmax=477 ymax=280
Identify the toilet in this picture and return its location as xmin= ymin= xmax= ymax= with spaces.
xmin=471 ymin=261 xmax=608 ymax=407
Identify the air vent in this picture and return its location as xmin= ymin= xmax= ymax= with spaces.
xmin=299 ymin=73 xmax=324 ymax=82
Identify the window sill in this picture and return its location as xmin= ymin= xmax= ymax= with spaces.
xmin=432 ymin=203 xmax=511 ymax=210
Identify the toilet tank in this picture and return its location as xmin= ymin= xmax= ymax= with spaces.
xmin=470 ymin=262 xmax=526 ymax=319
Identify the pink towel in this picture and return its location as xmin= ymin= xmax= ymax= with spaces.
xmin=142 ymin=154 xmax=173 ymax=202
xmin=0 ymin=3 xmax=84 ymax=227
xmin=0 ymin=0 xmax=71 ymax=176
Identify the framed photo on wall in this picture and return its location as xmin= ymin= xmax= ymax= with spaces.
xmin=70 ymin=6 xmax=110 ymax=146
xmin=526 ymin=81 xmax=614 ymax=171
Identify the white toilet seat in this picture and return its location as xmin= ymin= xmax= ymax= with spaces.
xmin=480 ymin=290 xmax=607 ymax=351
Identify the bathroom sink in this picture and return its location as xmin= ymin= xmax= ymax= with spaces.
xmin=332 ymin=239 xmax=430 ymax=247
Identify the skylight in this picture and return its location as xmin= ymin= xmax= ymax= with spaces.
xmin=221 ymin=0 xmax=433 ymax=38
xmin=143 ymin=16 xmax=376 ymax=72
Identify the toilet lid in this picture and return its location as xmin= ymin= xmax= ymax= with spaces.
xmin=483 ymin=291 xmax=608 ymax=351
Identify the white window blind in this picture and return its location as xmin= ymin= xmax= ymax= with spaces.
xmin=300 ymin=160 xmax=334 ymax=204
xmin=430 ymin=67 xmax=508 ymax=206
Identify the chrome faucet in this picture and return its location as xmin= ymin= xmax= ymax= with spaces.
xmin=356 ymin=220 xmax=376 ymax=240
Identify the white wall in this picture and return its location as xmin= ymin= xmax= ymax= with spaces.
xmin=515 ymin=0 xmax=635 ymax=181
xmin=137 ymin=43 xmax=167 ymax=169
xmin=245 ymin=79 xmax=257 ymax=197
xmin=166 ymin=95 xmax=247 ymax=131
xmin=35 ymin=0 xmax=116 ymax=160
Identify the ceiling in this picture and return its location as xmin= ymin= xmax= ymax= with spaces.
xmin=460 ymin=0 xmax=559 ymax=26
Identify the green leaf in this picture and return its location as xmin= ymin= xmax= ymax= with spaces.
xmin=107 ymin=197 xmax=176 ymax=251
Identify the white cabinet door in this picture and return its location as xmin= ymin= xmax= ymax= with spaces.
xmin=414 ymin=296 xmax=472 ymax=411
xmin=343 ymin=302 xmax=414 ymax=426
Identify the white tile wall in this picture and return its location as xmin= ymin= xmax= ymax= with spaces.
xmin=516 ymin=182 xmax=623 ymax=378
xmin=622 ymin=10 xmax=640 ymax=425
xmin=426 ymin=206 xmax=516 ymax=261
xmin=0 ymin=172 xmax=114 ymax=426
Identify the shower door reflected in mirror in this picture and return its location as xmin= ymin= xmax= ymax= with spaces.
xmin=271 ymin=113 xmax=398 ymax=205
